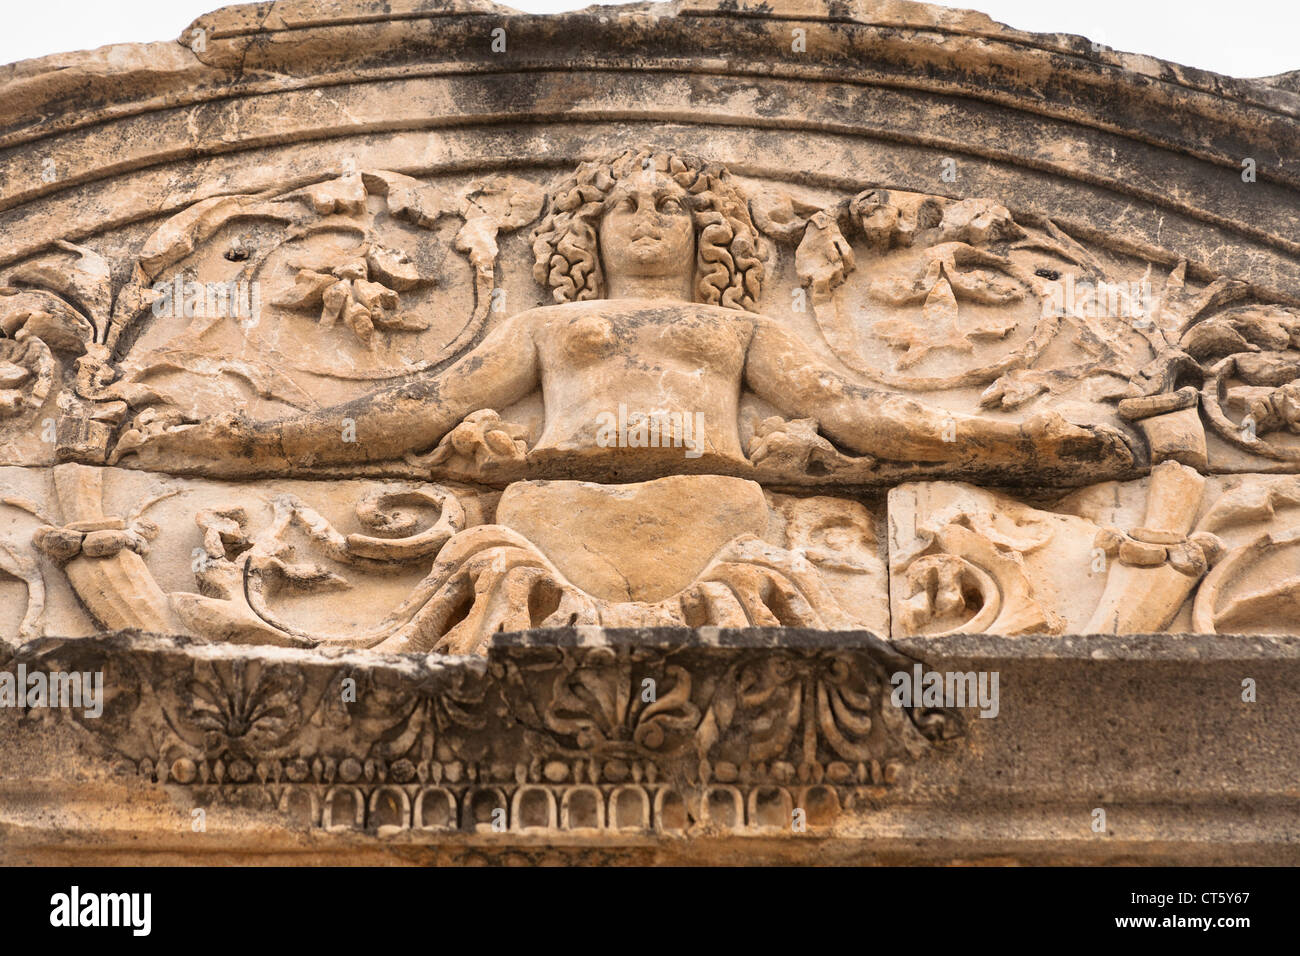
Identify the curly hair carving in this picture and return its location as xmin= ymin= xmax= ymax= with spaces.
xmin=531 ymin=146 xmax=764 ymax=312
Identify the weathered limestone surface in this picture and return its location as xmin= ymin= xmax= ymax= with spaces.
xmin=5 ymin=627 xmax=1298 ymax=865
xmin=2 ymin=0 xmax=1299 ymax=863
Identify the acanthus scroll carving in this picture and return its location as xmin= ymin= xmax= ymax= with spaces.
xmin=3 ymin=145 xmax=1300 ymax=652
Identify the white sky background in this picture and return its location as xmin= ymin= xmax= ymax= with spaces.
xmin=0 ymin=1 xmax=1296 ymax=79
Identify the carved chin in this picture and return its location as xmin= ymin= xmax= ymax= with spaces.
xmin=625 ymin=243 xmax=671 ymax=264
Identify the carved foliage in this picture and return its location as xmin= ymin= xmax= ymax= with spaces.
xmin=11 ymin=633 xmax=959 ymax=833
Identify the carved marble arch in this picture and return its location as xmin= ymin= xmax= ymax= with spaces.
xmin=3 ymin=137 xmax=1300 ymax=654
xmin=3 ymin=0 xmax=1300 ymax=663
xmin=9 ymin=0 xmax=1300 ymax=864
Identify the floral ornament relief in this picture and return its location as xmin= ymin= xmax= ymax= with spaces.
xmin=17 ymin=634 xmax=955 ymax=817
xmin=273 ymin=237 xmax=427 ymax=347
xmin=540 ymin=646 xmax=701 ymax=757
xmin=0 ymin=242 xmax=103 ymax=464
xmin=173 ymin=483 xmax=466 ymax=648
xmin=50 ymin=166 xmax=544 ymax=466
xmin=172 ymin=658 xmax=305 ymax=762
xmin=696 ymin=648 xmax=956 ymax=779
xmin=752 ymin=182 xmax=1276 ymax=450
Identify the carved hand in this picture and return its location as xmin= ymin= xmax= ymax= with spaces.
xmin=112 ymin=410 xmax=281 ymax=476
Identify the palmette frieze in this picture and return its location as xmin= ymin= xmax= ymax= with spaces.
xmin=6 ymin=629 xmax=959 ymax=834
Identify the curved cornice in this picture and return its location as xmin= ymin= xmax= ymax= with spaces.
xmin=3 ymin=2 xmax=1297 ymax=157
xmin=0 ymin=0 xmax=1296 ymax=296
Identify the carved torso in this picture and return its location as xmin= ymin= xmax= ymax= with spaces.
xmin=527 ymin=298 xmax=753 ymax=462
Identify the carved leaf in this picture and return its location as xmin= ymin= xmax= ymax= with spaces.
xmin=0 ymin=289 xmax=94 ymax=353
xmin=461 ymin=175 xmax=545 ymax=233
xmin=301 ymin=173 xmax=368 ymax=216
xmin=123 ymin=347 xmax=319 ymax=410
xmin=365 ymin=245 xmax=420 ymax=291
xmin=979 ymin=369 xmax=1050 ymax=409
xmin=271 ymin=270 xmax=335 ymax=310
xmin=8 ymin=240 xmax=112 ymax=336
xmin=361 ymin=169 xmax=458 ymax=228
xmin=937 ymin=198 xmax=1025 ymax=245
xmin=795 ymin=211 xmax=855 ymax=298
xmin=259 ymin=556 xmax=351 ymax=593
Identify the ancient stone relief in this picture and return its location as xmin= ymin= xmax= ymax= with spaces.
xmin=888 ymin=462 xmax=1299 ymax=639
xmin=22 ymin=632 xmax=958 ymax=834
xmin=2 ymin=0 xmax=1299 ymax=871
xmin=4 ymin=145 xmax=1300 ymax=656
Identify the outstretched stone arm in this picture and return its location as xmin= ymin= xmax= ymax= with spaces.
xmin=118 ymin=313 xmax=541 ymax=475
xmin=743 ymin=317 xmax=1130 ymax=468
xmin=280 ymin=314 xmax=540 ymax=465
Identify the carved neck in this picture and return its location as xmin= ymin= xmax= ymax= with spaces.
xmin=604 ymin=271 xmax=694 ymax=302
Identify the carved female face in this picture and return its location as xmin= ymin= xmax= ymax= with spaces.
xmin=598 ymin=170 xmax=695 ymax=283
